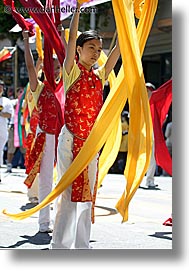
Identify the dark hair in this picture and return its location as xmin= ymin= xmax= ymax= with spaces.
xmin=76 ymin=30 xmax=102 ymax=60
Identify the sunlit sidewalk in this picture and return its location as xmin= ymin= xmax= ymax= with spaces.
xmin=0 ymin=165 xmax=172 ymax=249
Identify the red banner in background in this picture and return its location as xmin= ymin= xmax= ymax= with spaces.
xmin=150 ymin=79 xmax=172 ymax=176
xmin=0 ymin=47 xmax=16 ymax=63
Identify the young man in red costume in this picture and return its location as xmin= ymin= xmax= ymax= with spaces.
xmin=51 ymin=1 xmax=120 ymax=249
xmin=22 ymin=30 xmax=64 ymax=233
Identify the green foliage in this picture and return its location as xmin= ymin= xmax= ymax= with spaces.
xmin=0 ymin=4 xmax=15 ymax=34
xmin=79 ymin=1 xmax=112 ymax=31
xmin=0 ymin=1 xmax=25 ymax=43
xmin=96 ymin=1 xmax=113 ymax=28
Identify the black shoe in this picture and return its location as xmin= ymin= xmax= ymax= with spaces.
xmin=39 ymin=228 xmax=53 ymax=234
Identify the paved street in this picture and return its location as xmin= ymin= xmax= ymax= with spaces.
xmin=0 ymin=165 xmax=172 ymax=250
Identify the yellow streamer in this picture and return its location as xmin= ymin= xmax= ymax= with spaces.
xmin=2 ymin=0 xmax=158 ymax=223
xmin=114 ymin=0 xmax=158 ymax=221
xmin=35 ymin=25 xmax=43 ymax=59
xmin=78 ymin=0 xmax=90 ymax=4
xmin=98 ymin=0 xmax=158 ymax=199
xmin=133 ymin=0 xmax=145 ymax=19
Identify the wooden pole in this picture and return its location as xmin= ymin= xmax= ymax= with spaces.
xmin=90 ymin=6 xmax=96 ymax=30
xmin=108 ymin=30 xmax=117 ymax=54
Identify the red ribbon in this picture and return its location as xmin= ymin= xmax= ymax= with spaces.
xmin=150 ymin=79 xmax=172 ymax=175
xmin=18 ymin=0 xmax=65 ymax=65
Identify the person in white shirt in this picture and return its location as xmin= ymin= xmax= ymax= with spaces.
xmin=6 ymin=87 xmax=26 ymax=173
xmin=0 ymin=80 xmax=13 ymax=182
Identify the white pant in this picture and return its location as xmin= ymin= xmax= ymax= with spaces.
xmin=38 ymin=133 xmax=55 ymax=231
xmin=51 ymin=126 xmax=98 ymax=249
xmin=146 ymin=141 xmax=156 ymax=184
xmin=0 ymin=131 xmax=8 ymax=166
xmin=27 ymin=173 xmax=39 ymax=199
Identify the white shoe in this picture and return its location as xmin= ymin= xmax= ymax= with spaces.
xmin=146 ymin=180 xmax=158 ymax=188
xmin=29 ymin=197 xmax=39 ymax=204
xmin=6 ymin=163 xmax=12 ymax=173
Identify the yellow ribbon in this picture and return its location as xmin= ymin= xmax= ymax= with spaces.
xmin=35 ymin=25 xmax=43 ymax=59
xmin=113 ymin=0 xmax=158 ymax=222
xmin=78 ymin=0 xmax=91 ymax=4
xmin=133 ymin=0 xmax=145 ymax=19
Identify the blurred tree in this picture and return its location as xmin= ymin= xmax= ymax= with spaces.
xmin=79 ymin=2 xmax=112 ymax=31
xmin=0 ymin=0 xmax=27 ymax=43
xmin=0 ymin=0 xmax=46 ymax=44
